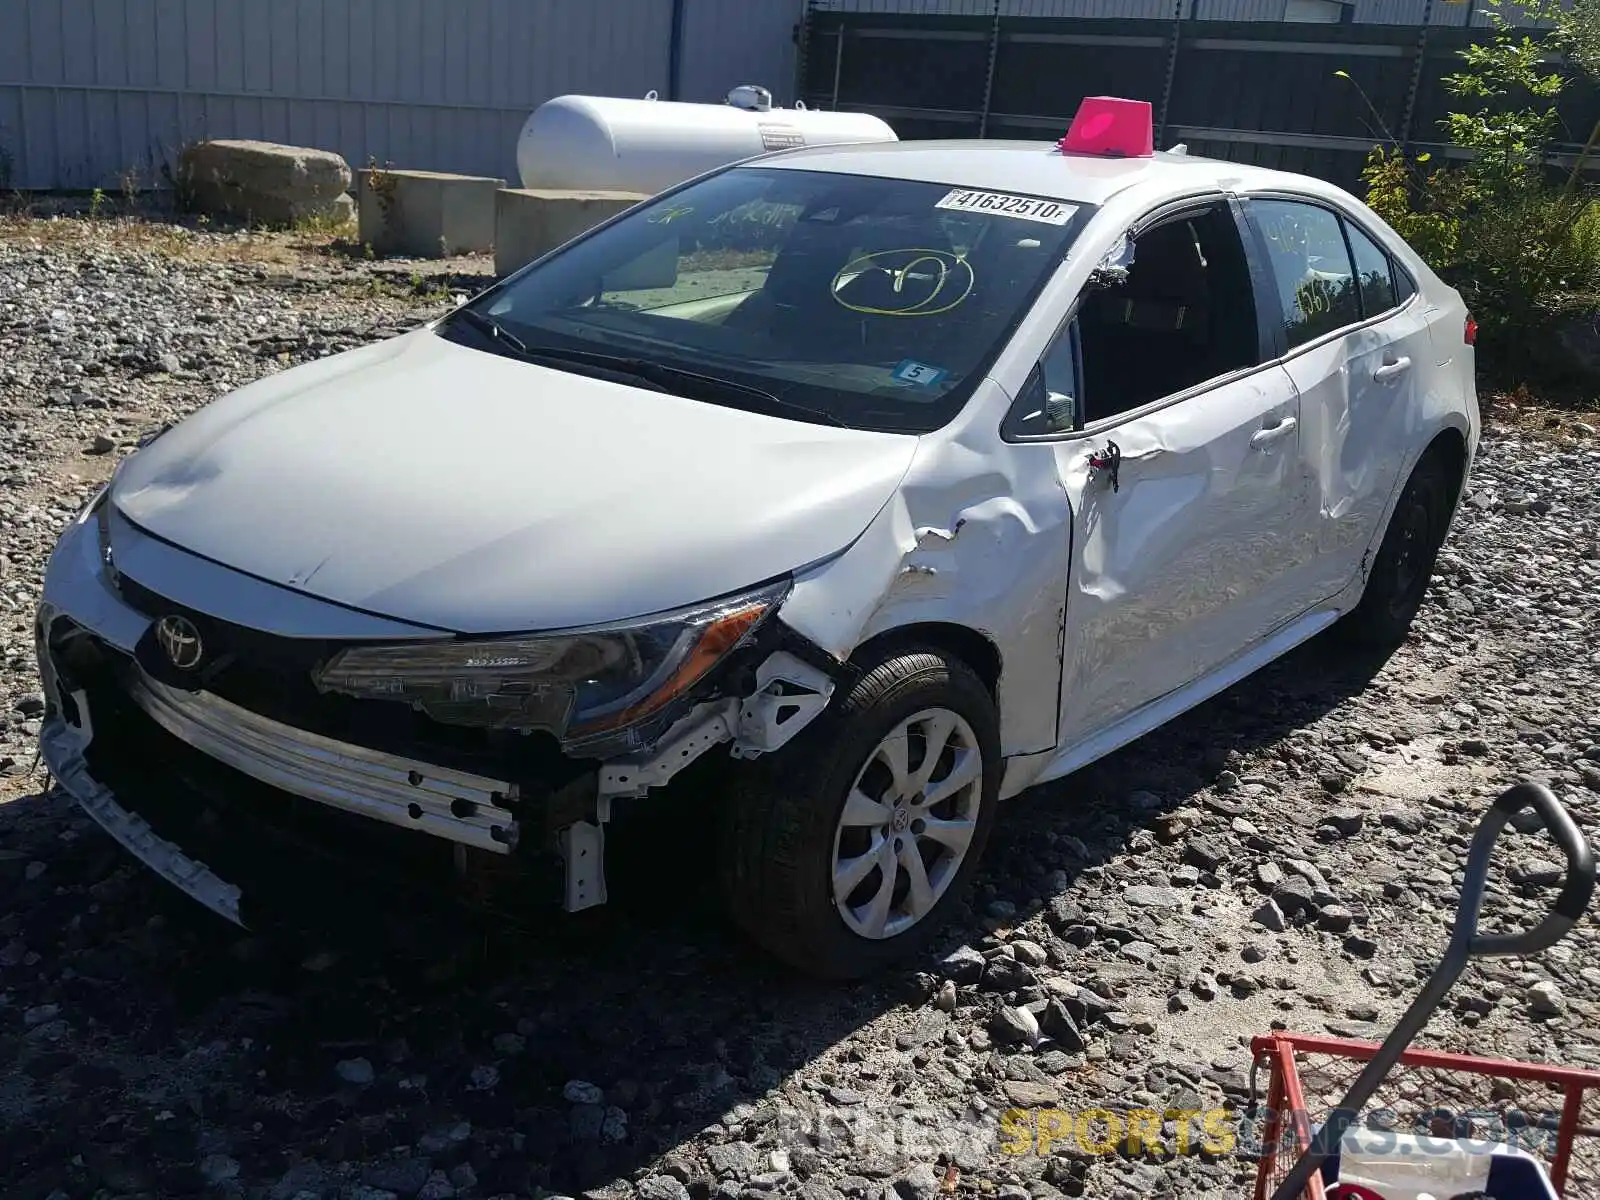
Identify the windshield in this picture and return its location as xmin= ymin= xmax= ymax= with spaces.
xmin=445 ymin=166 xmax=1094 ymax=433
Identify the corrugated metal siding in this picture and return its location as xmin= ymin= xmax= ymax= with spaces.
xmin=0 ymin=0 xmax=677 ymax=190
xmin=678 ymin=0 xmax=804 ymax=105
xmin=813 ymin=1 xmax=1184 ymax=14
xmin=1192 ymin=0 xmax=1289 ymax=19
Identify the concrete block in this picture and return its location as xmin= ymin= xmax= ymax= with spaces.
xmin=495 ymin=188 xmax=649 ymax=277
xmin=357 ymin=169 xmax=505 ymax=258
xmin=178 ymin=140 xmax=353 ymax=228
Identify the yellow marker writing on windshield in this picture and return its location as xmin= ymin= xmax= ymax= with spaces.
xmin=832 ymin=248 xmax=974 ymax=317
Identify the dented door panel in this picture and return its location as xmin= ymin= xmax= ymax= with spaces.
xmin=1288 ymin=305 xmax=1440 ymax=600
xmin=1052 ymin=366 xmax=1307 ymax=748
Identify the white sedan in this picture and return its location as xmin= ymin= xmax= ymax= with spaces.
xmin=35 ymin=109 xmax=1477 ymax=978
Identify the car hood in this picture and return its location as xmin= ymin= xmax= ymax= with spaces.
xmin=112 ymin=327 xmax=918 ymax=632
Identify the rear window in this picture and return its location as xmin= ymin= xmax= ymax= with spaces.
xmin=456 ymin=166 xmax=1094 ymax=433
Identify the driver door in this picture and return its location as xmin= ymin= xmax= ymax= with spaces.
xmin=1006 ymin=199 xmax=1318 ymax=751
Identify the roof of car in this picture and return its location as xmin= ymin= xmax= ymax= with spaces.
xmin=760 ymin=139 xmax=1325 ymax=207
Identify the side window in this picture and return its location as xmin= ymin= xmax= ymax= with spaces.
xmin=1006 ymin=322 xmax=1080 ymax=437
xmin=1345 ymin=220 xmax=1398 ymax=317
xmin=1247 ymin=199 xmax=1359 ymax=349
xmin=1074 ymin=204 xmax=1263 ymax=423
xmin=1393 ymin=260 xmax=1416 ymax=304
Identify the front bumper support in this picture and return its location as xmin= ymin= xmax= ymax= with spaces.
xmin=126 ymin=670 xmax=521 ymax=855
xmin=41 ymin=707 xmax=246 ymax=926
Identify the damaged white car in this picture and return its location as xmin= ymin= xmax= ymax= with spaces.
xmin=36 ymin=107 xmax=1477 ymax=978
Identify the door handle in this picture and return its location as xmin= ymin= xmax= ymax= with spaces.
xmin=1249 ymin=416 xmax=1297 ymax=449
xmin=1373 ymin=355 xmax=1412 ymax=382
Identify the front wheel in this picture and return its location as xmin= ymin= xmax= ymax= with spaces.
xmin=1340 ymin=450 xmax=1457 ymax=649
xmin=718 ymin=647 xmax=1002 ymax=979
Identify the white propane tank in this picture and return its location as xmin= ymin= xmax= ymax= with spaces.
xmin=516 ymin=87 xmax=898 ymax=195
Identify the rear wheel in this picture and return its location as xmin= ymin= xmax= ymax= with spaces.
xmin=718 ymin=646 xmax=1001 ymax=979
xmin=1341 ymin=451 xmax=1457 ymax=649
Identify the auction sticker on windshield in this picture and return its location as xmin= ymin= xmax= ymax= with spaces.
xmin=934 ymin=189 xmax=1079 ymax=225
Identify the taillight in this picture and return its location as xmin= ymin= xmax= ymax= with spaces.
xmin=1464 ymin=313 xmax=1477 ymax=346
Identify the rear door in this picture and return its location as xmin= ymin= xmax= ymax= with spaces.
xmin=1240 ymin=196 xmax=1436 ymax=600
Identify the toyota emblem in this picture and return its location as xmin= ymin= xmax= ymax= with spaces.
xmin=155 ymin=614 xmax=204 ymax=671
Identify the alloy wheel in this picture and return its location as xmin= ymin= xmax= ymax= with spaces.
xmin=830 ymin=707 xmax=984 ymax=940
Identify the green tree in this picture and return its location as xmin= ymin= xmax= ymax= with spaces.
xmin=1359 ymin=0 xmax=1600 ymax=371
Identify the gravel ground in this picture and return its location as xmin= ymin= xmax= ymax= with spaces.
xmin=2 ymin=212 xmax=1600 ymax=1200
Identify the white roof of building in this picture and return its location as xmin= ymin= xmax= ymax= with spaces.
xmin=763 ymin=139 xmax=1333 ymax=207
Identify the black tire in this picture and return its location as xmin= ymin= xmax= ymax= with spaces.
xmin=718 ymin=646 xmax=1002 ymax=979
xmin=1340 ymin=450 xmax=1457 ymax=649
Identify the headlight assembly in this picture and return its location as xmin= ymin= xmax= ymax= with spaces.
xmin=312 ymin=578 xmax=790 ymax=745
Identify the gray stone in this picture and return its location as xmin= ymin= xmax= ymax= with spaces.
xmin=894 ymin=1163 xmax=942 ymax=1200
xmin=1527 ymin=980 xmax=1566 ymax=1016
xmin=1039 ymin=999 xmax=1085 ymax=1050
xmin=563 ymin=1079 xmax=605 ymax=1105
xmin=1271 ymin=877 xmax=1318 ymax=919
xmin=1003 ymin=1079 xmax=1061 ymax=1107
xmin=1036 ymin=1049 xmax=1081 ymax=1074
xmin=708 ymin=1141 xmax=762 ymax=1179
xmin=1317 ymin=905 xmax=1355 ymax=933
xmin=639 ymin=1177 xmax=691 ymax=1200
xmin=1510 ymin=858 xmax=1565 ymax=887
xmin=941 ymin=944 xmax=986 ymax=983
xmin=361 ymin=1157 xmax=434 ymax=1198
xmin=1320 ymin=807 xmax=1364 ymax=837
xmin=179 ymin=139 xmax=354 ymax=227
xmin=1011 ymin=939 xmax=1049 ymax=966
xmin=336 ymin=1057 xmax=375 ymax=1086
xmin=1184 ymin=836 xmax=1229 ymax=871
xmin=1380 ymin=809 xmax=1425 ymax=835
xmin=1124 ymin=886 xmax=1184 ymax=909
xmin=896 ymin=1010 xmax=949 ymax=1050
xmin=1046 ymin=897 xmax=1086 ymax=930
xmin=991 ymin=1005 xmax=1040 ymax=1046
xmin=981 ymin=955 xmax=1035 ymax=993
xmin=1252 ymin=899 xmax=1288 ymax=932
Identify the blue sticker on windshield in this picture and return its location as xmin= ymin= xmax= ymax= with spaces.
xmin=891 ymin=360 xmax=948 ymax=387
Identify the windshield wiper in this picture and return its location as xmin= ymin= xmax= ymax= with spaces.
xmin=507 ymin=344 xmax=850 ymax=428
xmin=453 ymin=307 xmax=530 ymax=354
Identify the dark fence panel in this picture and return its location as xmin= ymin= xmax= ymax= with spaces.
xmin=798 ymin=4 xmax=1599 ymax=194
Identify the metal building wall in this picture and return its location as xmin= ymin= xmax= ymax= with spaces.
xmin=0 ymin=0 xmax=681 ymax=190
xmin=676 ymin=0 xmax=805 ymax=105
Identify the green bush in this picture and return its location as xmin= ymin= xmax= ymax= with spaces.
xmin=1356 ymin=0 xmax=1600 ymax=379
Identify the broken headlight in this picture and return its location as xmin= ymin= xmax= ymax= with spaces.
xmin=312 ymin=578 xmax=790 ymax=743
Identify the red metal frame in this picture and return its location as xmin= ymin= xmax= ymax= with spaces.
xmin=1251 ymin=1033 xmax=1600 ymax=1199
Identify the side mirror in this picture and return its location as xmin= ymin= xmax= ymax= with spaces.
xmin=1043 ymin=390 xmax=1076 ymax=432
xmin=600 ymin=237 xmax=680 ymax=293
